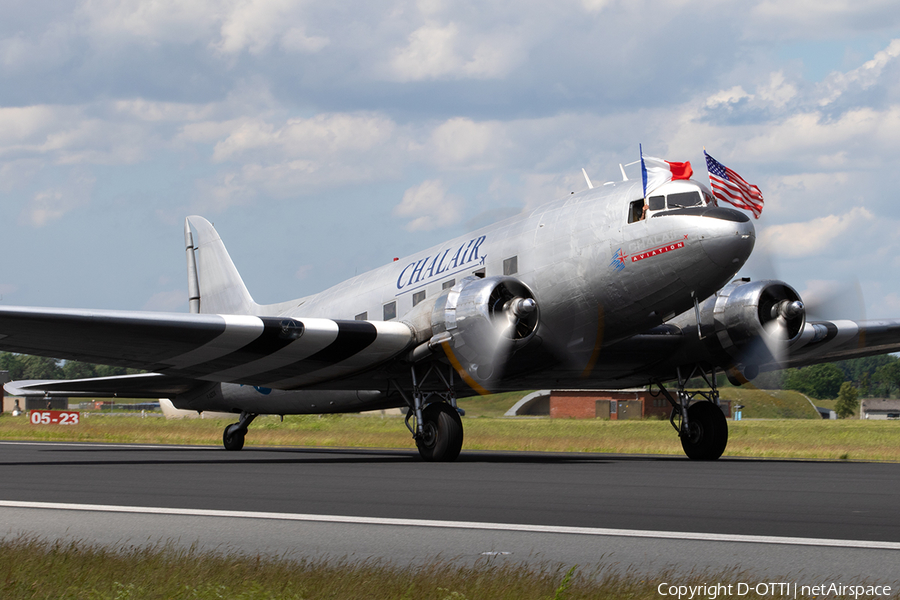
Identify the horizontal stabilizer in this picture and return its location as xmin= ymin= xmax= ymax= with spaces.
xmin=4 ymin=373 xmax=197 ymax=398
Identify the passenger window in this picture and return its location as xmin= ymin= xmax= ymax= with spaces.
xmin=648 ymin=196 xmax=666 ymax=211
xmin=442 ymin=279 xmax=455 ymax=290
xmin=412 ymin=290 xmax=426 ymax=307
xmin=503 ymin=256 xmax=518 ymax=275
xmin=383 ymin=301 xmax=397 ymax=321
xmin=355 ymin=312 xmax=367 ymax=321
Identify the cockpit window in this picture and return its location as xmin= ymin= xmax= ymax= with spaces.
xmin=666 ymin=191 xmax=702 ymax=208
xmin=648 ymin=195 xmax=666 ymax=211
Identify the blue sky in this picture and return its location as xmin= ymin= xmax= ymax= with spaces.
xmin=2 ymin=0 xmax=900 ymax=320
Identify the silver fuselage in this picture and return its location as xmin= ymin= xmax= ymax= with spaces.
xmin=259 ymin=178 xmax=754 ymax=389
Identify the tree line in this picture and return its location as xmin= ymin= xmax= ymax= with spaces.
xmin=751 ymin=355 xmax=898 ymax=398
xmin=0 ymin=352 xmax=143 ymax=381
xmin=733 ymin=354 xmax=900 ymax=419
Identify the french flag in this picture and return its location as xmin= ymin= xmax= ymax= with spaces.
xmin=640 ymin=145 xmax=693 ymax=197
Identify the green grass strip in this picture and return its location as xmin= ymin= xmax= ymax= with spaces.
xmin=3 ymin=413 xmax=900 ymax=461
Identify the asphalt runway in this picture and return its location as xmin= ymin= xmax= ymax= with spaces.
xmin=0 ymin=440 xmax=899 ymax=590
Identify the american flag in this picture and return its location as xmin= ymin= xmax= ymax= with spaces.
xmin=704 ymin=151 xmax=763 ymax=219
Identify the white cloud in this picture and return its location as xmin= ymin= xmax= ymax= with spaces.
xmin=758 ymin=207 xmax=873 ymax=259
xmin=211 ymin=113 xmax=396 ymax=162
xmin=216 ymin=0 xmax=329 ymax=55
xmin=388 ymin=20 xmax=520 ymax=81
xmin=393 ymin=179 xmax=464 ymax=231
xmin=20 ymin=173 xmax=95 ymax=227
xmin=428 ymin=117 xmax=507 ymax=167
xmin=704 ymin=86 xmax=752 ymax=110
xmin=818 ymin=38 xmax=900 ymax=106
xmin=79 ymin=0 xmax=221 ymax=44
xmin=758 ymin=71 xmax=798 ymax=109
xmin=280 ymin=27 xmax=329 ymax=53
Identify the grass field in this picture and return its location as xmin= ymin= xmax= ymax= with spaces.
xmin=3 ymin=410 xmax=899 ymax=461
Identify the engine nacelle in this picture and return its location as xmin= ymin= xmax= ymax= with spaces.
xmin=710 ymin=279 xmax=805 ymax=353
xmin=670 ymin=278 xmax=806 ymax=379
xmin=430 ymin=276 xmax=540 ymax=381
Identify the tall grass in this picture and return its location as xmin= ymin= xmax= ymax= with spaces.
xmin=0 ymin=537 xmax=832 ymax=600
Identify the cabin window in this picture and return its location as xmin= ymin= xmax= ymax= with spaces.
xmin=627 ymin=200 xmax=645 ymax=223
xmin=666 ymin=191 xmax=702 ymax=208
xmin=473 ymin=268 xmax=486 ymax=278
xmin=355 ymin=312 xmax=367 ymax=321
xmin=412 ymin=290 xmax=426 ymax=307
xmin=503 ymin=256 xmax=518 ymax=276
xmin=383 ymin=301 xmax=397 ymax=321
xmin=442 ymin=279 xmax=455 ymax=290
xmin=648 ymin=195 xmax=666 ymax=211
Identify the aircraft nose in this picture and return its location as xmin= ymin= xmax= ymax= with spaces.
xmin=698 ymin=208 xmax=755 ymax=268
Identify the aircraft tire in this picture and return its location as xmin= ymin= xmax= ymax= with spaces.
xmin=680 ymin=401 xmax=728 ymax=460
xmin=223 ymin=424 xmax=245 ymax=451
xmin=416 ymin=402 xmax=464 ymax=462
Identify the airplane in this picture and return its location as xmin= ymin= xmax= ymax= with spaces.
xmin=3 ymin=164 xmax=898 ymax=462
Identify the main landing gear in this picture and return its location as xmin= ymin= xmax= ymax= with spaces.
xmin=395 ymin=363 xmax=464 ymax=462
xmin=654 ymin=365 xmax=728 ymax=460
xmin=223 ymin=411 xmax=257 ymax=451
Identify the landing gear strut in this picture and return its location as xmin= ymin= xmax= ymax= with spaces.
xmin=223 ymin=411 xmax=257 ymax=451
xmin=395 ymin=363 xmax=464 ymax=462
xmin=654 ymin=365 xmax=728 ymax=460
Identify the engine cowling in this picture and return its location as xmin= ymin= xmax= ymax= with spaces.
xmin=430 ymin=276 xmax=540 ymax=381
xmin=669 ymin=278 xmax=806 ymax=380
xmin=709 ymin=279 xmax=805 ymax=354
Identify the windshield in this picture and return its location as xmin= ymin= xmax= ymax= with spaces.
xmin=666 ymin=191 xmax=703 ymax=208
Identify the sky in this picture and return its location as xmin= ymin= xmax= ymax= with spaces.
xmin=2 ymin=0 xmax=900 ymax=321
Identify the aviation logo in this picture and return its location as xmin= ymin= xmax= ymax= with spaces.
xmin=631 ymin=236 xmax=687 ymax=263
xmin=610 ymin=248 xmax=628 ymax=271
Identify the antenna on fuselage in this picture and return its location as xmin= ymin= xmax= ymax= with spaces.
xmin=582 ymin=168 xmax=594 ymax=189
xmin=620 ymin=160 xmax=641 ymax=182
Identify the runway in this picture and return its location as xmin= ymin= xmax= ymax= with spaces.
xmin=0 ymin=441 xmax=898 ymax=588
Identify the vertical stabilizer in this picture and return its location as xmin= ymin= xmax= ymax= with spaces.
xmin=185 ymin=216 xmax=257 ymax=315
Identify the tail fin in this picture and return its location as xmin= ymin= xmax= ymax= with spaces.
xmin=185 ymin=216 xmax=257 ymax=315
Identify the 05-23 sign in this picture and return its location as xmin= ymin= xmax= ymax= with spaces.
xmin=29 ymin=410 xmax=80 ymax=425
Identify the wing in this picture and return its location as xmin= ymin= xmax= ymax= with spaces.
xmin=0 ymin=306 xmax=415 ymax=389
xmin=782 ymin=319 xmax=900 ymax=368
xmin=582 ymin=318 xmax=900 ymax=388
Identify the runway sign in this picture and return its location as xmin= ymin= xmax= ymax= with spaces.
xmin=29 ymin=410 xmax=80 ymax=425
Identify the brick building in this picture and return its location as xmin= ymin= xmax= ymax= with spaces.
xmin=506 ymin=388 xmax=731 ymax=420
